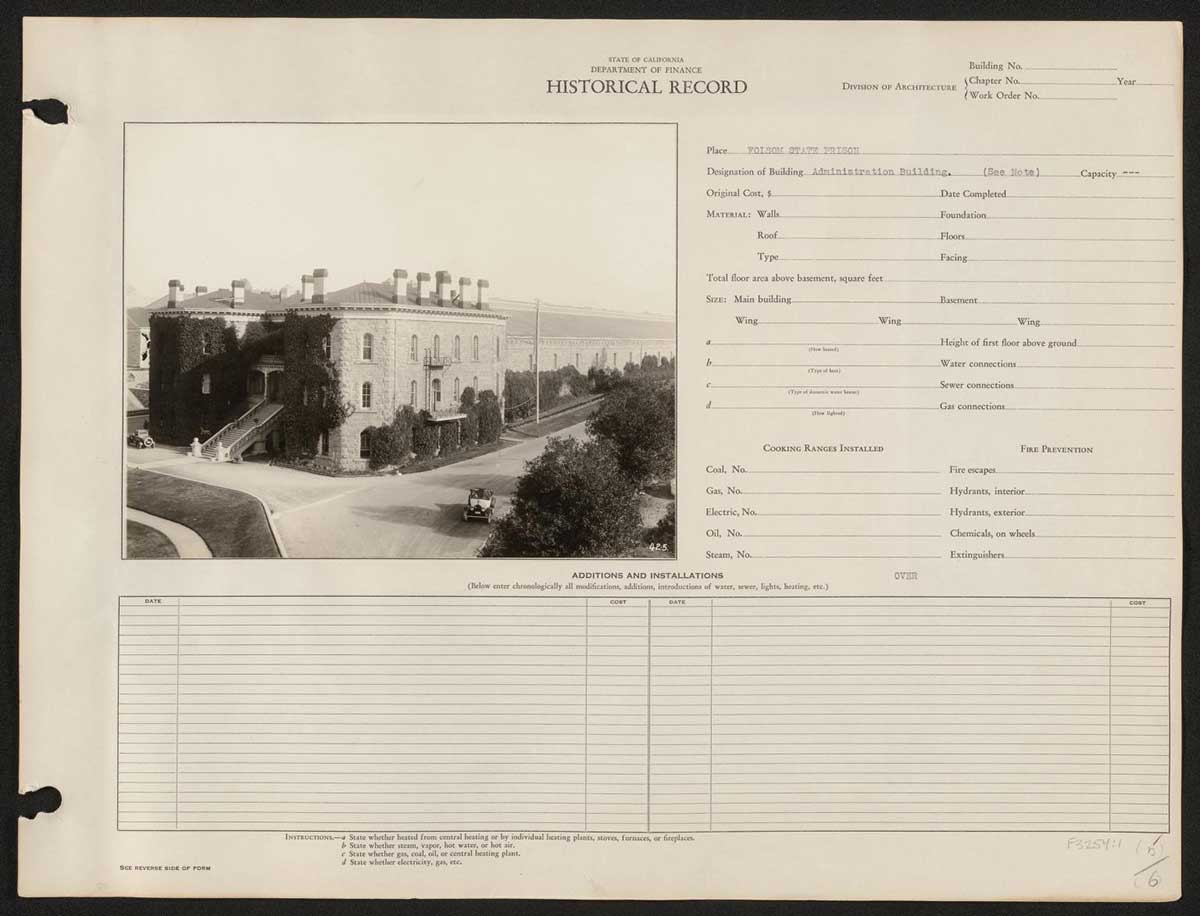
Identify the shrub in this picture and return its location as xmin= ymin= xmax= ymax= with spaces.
xmin=477 ymin=390 xmax=503 ymax=443
xmin=413 ymin=421 xmax=440 ymax=458
xmin=461 ymin=407 xmax=480 ymax=448
xmin=480 ymin=437 xmax=643 ymax=557
xmin=367 ymin=424 xmax=404 ymax=469
xmin=460 ymin=386 xmax=476 ymax=410
xmin=441 ymin=420 xmax=462 ymax=453
xmin=647 ymin=502 xmax=676 ymax=550
xmin=504 ymin=371 xmax=537 ymax=419
xmin=586 ymin=379 xmax=675 ymax=487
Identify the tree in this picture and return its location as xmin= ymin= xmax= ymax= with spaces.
xmin=480 ymin=437 xmax=643 ymax=558
xmin=477 ymin=390 xmax=503 ymax=443
xmin=461 ymin=406 xmax=480 ymax=447
xmin=586 ymin=379 xmax=675 ymax=487
xmin=441 ymin=419 xmax=462 ymax=453
xmin=460 ymin=386 xmax=476 ymax=410
xmin=413 ymin=420 xmax=439 ymax=458
xmin=647 ymin=502 xmax=676 ymax=551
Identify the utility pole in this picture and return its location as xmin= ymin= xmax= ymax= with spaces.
xmin=534 ymin=298 xmax=541 ymax=424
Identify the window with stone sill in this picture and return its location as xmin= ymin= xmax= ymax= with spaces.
xmin=361 ymin=333 xmax=373 ymax=361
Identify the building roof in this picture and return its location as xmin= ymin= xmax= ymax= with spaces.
xmin=126 ymin=306 xmax=152 ymax=329
xmin=497 ymin=300 xmax=674 ymax=340
xmin=275 ymin=280 xmax=395 ymax=309
xmin=147 ymin=287 xmax=285 ymax=314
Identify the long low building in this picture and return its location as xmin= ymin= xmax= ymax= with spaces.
xmin=496 ymin=298 xmax=675 ymax=373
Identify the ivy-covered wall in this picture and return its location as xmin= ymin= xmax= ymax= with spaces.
xmin=280 ymin=313 xmax=353 ymax=456
xmin=148 ymin=314 xmax=282 ymax=442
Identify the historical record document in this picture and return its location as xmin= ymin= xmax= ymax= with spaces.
xmin=18 ymin=18 xmax=1182 ymax=900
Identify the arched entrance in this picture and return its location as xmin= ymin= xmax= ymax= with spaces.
xmin=247 ymin=369 xmax=266 ymax=398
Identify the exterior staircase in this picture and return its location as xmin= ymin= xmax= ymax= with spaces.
xmin=199 ymin=398 xmax=285 ymax=462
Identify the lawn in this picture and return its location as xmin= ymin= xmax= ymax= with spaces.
xmin=126 ymin=468 xmax=281 ymax=558
xmin=125 ymin=520 xmax=179 ymax=558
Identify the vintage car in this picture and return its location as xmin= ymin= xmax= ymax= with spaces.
xmin=126 ymin=429 xmax=155 ymax=449
xmin=462 ymin=487 xmax=497 ymax=523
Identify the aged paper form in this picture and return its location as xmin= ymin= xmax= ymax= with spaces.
xmin=19 ymin=18 xmax=1181 ymax=899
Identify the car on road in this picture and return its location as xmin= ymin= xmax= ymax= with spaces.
xmin=462 ymin=487 xmax=497 ymax=523
xmin=127 ymin=429 xmax=155 ymax=449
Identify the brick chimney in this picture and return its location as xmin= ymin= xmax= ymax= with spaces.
xmin=458 ymin=277 xmax=472 ymax=309
xmin=194 ymin=285 xmax=208 ymax=296
xmin=231 ymin=279 xmax=246 ymax=306
xmin=300 ymin=274 xmax=314 ymax=303
xmin=312 ymin=268 xmax=328 ymax=304
xmin=415 ymin=271 xmax=430 ymax=305
xmin=435 ymin=270 xmax=451 ymax=307
xmin=167 ymin=279 xmax=184 ymax=308
xmin=392 ymin=269 xmax=408 ymax=304
xmin=475 ymin=278 xmax=490 ymax=310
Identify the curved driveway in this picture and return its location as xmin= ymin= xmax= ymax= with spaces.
xmin=275 ymin=425 xmax=586 ymax=558
xmin=133 ymin=422 xmax=588 ymax=559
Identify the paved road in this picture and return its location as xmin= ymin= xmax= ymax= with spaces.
xmin=274 ymin=425 xmax=587 ymax=558
xmin=130 ymin=423 xmax=588 ymax=558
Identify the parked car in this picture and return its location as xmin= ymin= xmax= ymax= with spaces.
xmin=462 ymin=487 xmax=497 ymax=523
xmin=127 ymin=429 xmax=155 ymax=449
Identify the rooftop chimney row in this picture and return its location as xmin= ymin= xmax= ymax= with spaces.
xmin=312 ymin=268 xmax=328 ymax=304
xmin=167 ymin=279 xmax=184 ymax=308
xmin=231 ymin=279 xmax=246 ymax=306
xmin=435 ymin=270 xmax=451 ymax=307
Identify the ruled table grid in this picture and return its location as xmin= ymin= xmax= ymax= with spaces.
xmin=117 ymin=596 xmax=1170 ymax=833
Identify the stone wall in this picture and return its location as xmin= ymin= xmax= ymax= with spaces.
xmin=327 ymin=312 xmax=507 ymax=470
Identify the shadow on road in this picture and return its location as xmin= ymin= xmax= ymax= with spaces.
xmin=348 ymin=502 xmax=492 ymax=541
xmin=427 ymin=470 xmax=523 ymax=491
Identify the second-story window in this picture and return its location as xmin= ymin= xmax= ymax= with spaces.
xmin=202 ymin=333 xmax=213 ymax=355
xmin=472 ymin=335 xmax=479 ymax=361
xmin=361 ymin=333 xmax=373 ymax=360
xmin=360 ymin=381 xmax=372 ymax=409
xmin=321 ymin=335 xmax=331 ymax=359
xmin=409 ymin=334 xmax=418 ymax=361
xmin=433 ymin=335 xmax=441 ymax=359
xmin=454 ymin=335 xmax=461 ymax=361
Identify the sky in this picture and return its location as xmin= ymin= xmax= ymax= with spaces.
xmin=125 ymin=123 xmax=676 ymax=317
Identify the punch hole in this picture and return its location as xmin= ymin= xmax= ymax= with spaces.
xmin=17 ymin=786 xmax=62 ymax=819
xmin=21 ymin=99 xmax=68 ymax=125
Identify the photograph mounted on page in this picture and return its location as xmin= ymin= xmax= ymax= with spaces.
xmin=121 ymin=122 xmax=678 ymax=560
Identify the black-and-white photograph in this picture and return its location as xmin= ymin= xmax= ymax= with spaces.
xmin=122 ymin=123 xmax=676 ymax=559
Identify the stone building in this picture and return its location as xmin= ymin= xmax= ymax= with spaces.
xmin=497 ymin=299 xmax=674 ymax=373
xmin=146 ymin=267 xmax=506 ymax=470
